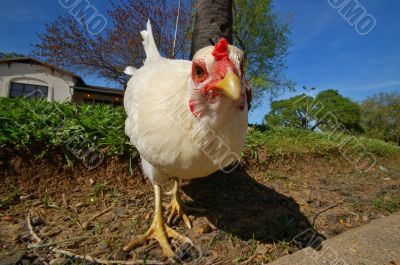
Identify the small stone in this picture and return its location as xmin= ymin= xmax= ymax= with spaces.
xmin=195 ymin=223 xmax=212 ymax=235
xmin=89 ymin=178 xmax=95 ymax=185
xmin=144 ymin=212 xmax=152 ymax=221
xmin=31 ymin=216 xmax=44 ymax=226
xmin=379 ymin=166 xmax=388 ymax=172
xmin=20 ymin=195 xmax=31 ymax=201
xmin=114 ymin=249 xmax=128 ymax=260
xmin=1 ymin=215 xmax=12 ymax=222
xmin=98 ymin=240 xmax=109 ymax=250
xmin=49 ymin=258 xmax=66 ymax=265
xmin=314 ymin=200 xmax=321 ymax=208
xmin=255 ymin=255 xmax=264 ymax=263
xmin=109 ymin=223 xmax=119 ymax=232
xmin=75 ymin=202 xmax=86 ymax=208
xmin=362 ymin=215 xmax=369 ymax=222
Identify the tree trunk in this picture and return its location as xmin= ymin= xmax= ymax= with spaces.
xmin=190 ymin=0 xmax=233 ymax=59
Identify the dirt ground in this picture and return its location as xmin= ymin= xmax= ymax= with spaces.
xmin=1 ymin=149 xmax=399 ymax=264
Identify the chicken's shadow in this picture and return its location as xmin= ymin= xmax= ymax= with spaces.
xmin=182 ymin=167 xmax=325 ymax=250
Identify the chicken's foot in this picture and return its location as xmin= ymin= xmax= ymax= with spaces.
xmin=166 ymin=180 xmax=193 ymax=229
xmin=123 ymin=185 xmax=193 ymax=257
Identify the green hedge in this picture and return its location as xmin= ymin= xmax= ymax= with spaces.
xmin=0 ymin=98 xmax=133 ymax=156
xmin=1 ymin=98 xmax=399 ymax=162
xmin=245 ymin=126 xmax=400 ymax=158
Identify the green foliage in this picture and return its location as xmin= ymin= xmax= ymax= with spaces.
xmin=1 ymin=98 xmax=398 ymax=171
xmin=0 ymin=98 xmax=136 ymax=157
xmin=265 ymin=94 xmax=314 ymax=129
xmin=233 ymin=0 xmax=293 ymax=105
xmin=92 ymin=182 xmax=110 ymax=197
xmin=361 ymin=92 xmax=400 ymax=145
xmin=371 ymin=191 xmax=400 ymax=213
xmin=264 ymin=89 xmax=363 ymax=133
xmin=244 ymin=127 xmax=400 ymax=159
xmin=314 ymin=90 xmax=363 ymax=132
xmin=0 ymin=185 xmax=21 ymax=209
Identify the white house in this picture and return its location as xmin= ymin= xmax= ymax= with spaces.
xmin=0 ymin=57 xmax=124 ymax=105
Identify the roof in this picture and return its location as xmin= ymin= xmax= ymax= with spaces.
xmin=0 ymin=57 xmax=124 ymax=95
xmin=73 ymin=85 xmax=124 ymax=96
xmin=0 ymin=57 xmax=85 ymax=83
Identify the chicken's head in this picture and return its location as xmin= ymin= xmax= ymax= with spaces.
xmin=189 ymin=38 xmax=251 ymax=118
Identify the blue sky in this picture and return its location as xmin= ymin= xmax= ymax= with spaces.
xmin=0 ymin=1 xmax=399 ymax=123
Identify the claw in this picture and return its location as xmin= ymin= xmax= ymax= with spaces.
xmin=167 ymin=198 xmax=192 ymax=229
xmin=166 ymin=180 xmax=193 ymax=229
xmin=123 ymin=185 xmax=193 ymax=257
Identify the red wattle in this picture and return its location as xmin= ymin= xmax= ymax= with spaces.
xmin=189 ymin=97 xmax=201 ymax=118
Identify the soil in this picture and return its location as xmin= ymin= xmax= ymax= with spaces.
xmin=0 ymin=149 xmax=399 ymax=264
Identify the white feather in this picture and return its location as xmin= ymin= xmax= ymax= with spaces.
xmin=140 ymin=19 xmax=161 ymax=64
xmin=124 ymin=66 xmax=136 ymax=76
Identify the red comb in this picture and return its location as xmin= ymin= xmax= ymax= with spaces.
xmin=212 ymin=38 xmax=229 ymax=61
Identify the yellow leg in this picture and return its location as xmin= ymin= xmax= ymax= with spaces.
xmin=167 ymin=179 xmax=193 ymax=229
xmin=123 ymin=185 xmax=192 ymax=257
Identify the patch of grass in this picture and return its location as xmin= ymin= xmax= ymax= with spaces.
xmin=275 ymin=240 xmax=294 ymax=255
xmin=91 ymin=181 xmax=110 ymax=197
xmin=0 ymin=97 xmax=135 ymax=157
xmin=348 ymin=198 xmax=363 ymax=215
xmin=207 ymin=235 xmax=218 ymax=247
xmin=1 ymin=98 xmax=399 ymax=168
xmin=244 ymin=127 xmax=400 ymax=160
xmin=11 ymin=185 xmax=21 ymax=196
xmin=371 ymin=192 xmax=400 ymax=213
xmin=263 ymin=170 xmax=286 ymax=181
xmin=0 ymin=185 xmax=21 ymax=209
xmin=42 ymin=193 xmax=50 ymax=207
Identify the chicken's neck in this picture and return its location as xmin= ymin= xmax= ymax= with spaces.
xmin=188 ymin=90 xmax=244 ymax=130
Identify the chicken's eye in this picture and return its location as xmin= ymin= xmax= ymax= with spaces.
xmin=194 ymin=66 xmax=204 ymax=78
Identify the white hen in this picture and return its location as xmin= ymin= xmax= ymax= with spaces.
xmin=123 ymin=20 xmax=250 ymax=257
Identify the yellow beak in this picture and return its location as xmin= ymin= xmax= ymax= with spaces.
xmin=214 ymin=71 xmax=242 ymax=101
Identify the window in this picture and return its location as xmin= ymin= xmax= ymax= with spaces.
xmin=10 ymin=82 xmax=48 ymax=99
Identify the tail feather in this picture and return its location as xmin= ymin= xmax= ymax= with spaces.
xmin=124 ymin=66 xmax=136 ymax=76
xmin=141 ymin=19 xmax=161 ymax=63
